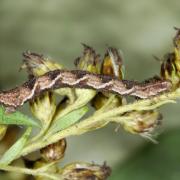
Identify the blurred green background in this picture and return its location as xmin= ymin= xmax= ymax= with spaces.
xmin=0 ymin=0 xmax=180 ymax=179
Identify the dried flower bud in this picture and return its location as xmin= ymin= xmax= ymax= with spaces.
xmin=101 ymin=47 xmax=124 ymax=78
xmin=121 ymin=110 xmax=162 ymax=135
xmin=161 ymin=53 xmax=179 ymax=88
xmin=74 ymin=44 xmax=100 ymax=73
xmin=0 ymin=125 xmax=7 ymax=141
xmin=30 ymin=92 xmax=56 ymax=124
xmin=60 ymin=162 xmax=111 ymax=180
xmin=40 ymin=139 xmax=66 ymax=162
xmin=21 ymin=51 xmax=62 ymax=76
xmin=161 ymin=28 xmax=180 ymax=88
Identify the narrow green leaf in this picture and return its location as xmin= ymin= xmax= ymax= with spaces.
xmin=0 ymin=106 xmax=40 ymax=127
xmin=48 ymin=106 xmax=88 ymax=135
xmin=0 ymin=127 xmax=32 ymax=165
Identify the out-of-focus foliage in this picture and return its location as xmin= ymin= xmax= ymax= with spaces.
xmin=110 ymin=128 xmax=180 ymax=180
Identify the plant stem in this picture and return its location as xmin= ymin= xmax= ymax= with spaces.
xmin=17 ymin=89 xmax=179 ymax=159
xmin=0 ymin=165 xmax=62 ymax=180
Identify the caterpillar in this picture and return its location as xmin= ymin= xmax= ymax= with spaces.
xmin=0 ymin=69 xmax=172 ymax=111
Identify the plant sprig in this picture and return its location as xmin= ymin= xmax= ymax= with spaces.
xmin=1 ymin=29 xmax=180 ymax=179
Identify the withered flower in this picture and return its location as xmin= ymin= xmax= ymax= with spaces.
xmin=101 ymin=47 xmax=124 ymax=78
xmin=121 ymin=110 xmax=162 ymax=136
xmin=74 ymin=44 xmax=100 ymax=73
xmin=40 ymin=138 xmax=67 ymax=162
xmin=161 ymin=53 xmax=179 ymax=88
xmin=60 ymin=162 xmax=111 ymax=180
xmin=21 ymin=51 xmax=62 ymax=76
xmin=161 ymin=28 xmax=180 ymax=88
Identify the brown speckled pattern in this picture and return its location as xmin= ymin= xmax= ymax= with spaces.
xmin=0 ymin=70 xmax=172 ymax=110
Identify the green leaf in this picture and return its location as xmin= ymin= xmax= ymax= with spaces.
xmin=0 ymin=127 xmax=32 ymax=165
xmin=48 ymin=106 xmax=88 ymax=135
xmin=0 ymin=106 xmax=40 ymax=127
